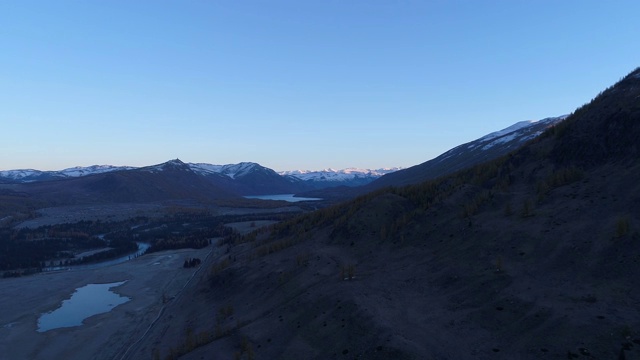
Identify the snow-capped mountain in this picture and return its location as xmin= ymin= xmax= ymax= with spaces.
xmin=0 ymin=169 xmax=45 ymax=182
xmin=369 ymin=115 xmax=568 ymax=189
xmin=189 ymin=162 xmax=264 ymax=179
xmin=0 ymin=165 xmax=134 ymax=183
xmin=280 ymin=168 xmax=401 ymax=187
xmin=190 ymin=162 xmax=396 ymax=191
xmin=125 ymin=160 xmax=302 ymax=195
xmin=475 ymin=116 xmax=569 ymax=150
xmin=140 ymin=159 xmax=193 ymax=173
xmin=0 ymin=157 xmax=400 ymax=197
xmin=59 ymin=165 xmax=136 ymax=177
xmin=0 ymin=114 xmax=565 ymax=193
xmin=0 ymin=160 xmax=272 ymax=183
xmin=188 ymin=161 xmax=309 ymax=195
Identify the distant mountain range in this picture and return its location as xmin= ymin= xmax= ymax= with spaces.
xmin=0 ymin=116 xmax=567 ymax=209
xmin=0 ymin=165 xmax=137 ymax=183
xmin=279 ymin=168 xmax=401 ymax=188
xmin=1 ymin=116 xmax=565 ymax=190
xmin=0 ymin=161 xmax=398 ymax=189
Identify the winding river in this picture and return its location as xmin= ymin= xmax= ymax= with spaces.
xmin=43 ymin=242 xmax=150 ymax=272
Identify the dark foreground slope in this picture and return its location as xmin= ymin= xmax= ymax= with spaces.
xmin=137 ymin=68 xmax=640 ymax=360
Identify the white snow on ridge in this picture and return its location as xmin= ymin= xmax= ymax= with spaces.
xmin=0 ymin=169 xmax=42 ymax=180
xmin=1 ymin=161 xmax=400 ymax=183
xmin=60 ymin=165 xmax=135 ymax=177
xmin=188 ymin=162 xmax=261 ymax=179
xmin=192 ymin=162 xmax=402 ymax=182
xmin=3 ymin=115 xmax=569 ymax=183
xmin=193 ymin=162 xmax=395 ymax=182
xmin=479 ymin=121 xmax=536 ymax=142
xmin=220 ymin=162 xmax=261 ymax=179
xmin=188 ymin=163 xmax=224 ymax=175
xmin=477 ymin=115 xmax=567 ymax=151
xmin=0 ymin=165 xmax=134 ymax=180
xmin=435 ymin=115 xmax=568 ymax=160
xmin=479 ymin=115 xmax=567 ymax=143
xmin=280 ymin=168 xmax=402 ymax=182
xmin=481 ymin=133 xmax=519 ymax=150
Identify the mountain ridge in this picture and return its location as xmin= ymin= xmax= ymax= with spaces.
xmin=159 ymin=66 xmax=640 ymax=360
xmin=0 ymin=161 xmax=399 ymax=188
xmin=1 ymin=116 xmax=566 ymax=192
xmin=367 ymin=115 xmax=567 ymax=189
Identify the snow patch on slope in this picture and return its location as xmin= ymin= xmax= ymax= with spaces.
xmin=1 ymin=160 xmax=401 ymax=185
xmin=188 ymin=162 xmax=261 ymax=179
xmin=479 ymin=121 xmax=536 ymax=142
xmin=60 ymin=165 xmax=135 ymax=177
xmin=220 ymin=162 xmax=261 ymax=179
xmin=434 ymin=115 xmax=568 ymax=162
xmin=188 ymin=163 xmax=224 ymax=175
xmin=0 ymin=169 xmax=42 ymax=180
xmin=481 ymin=133 xmax=519 ymax=150
xmin=281 ymin=168 xmax=402 ymax=182
xmin=479 ymin=116 xmax=567 ymax=144
xmin=0 ymin=165 xmax=134 ymax=181
xmin=478 ymin=116 xmax=567 ymax=151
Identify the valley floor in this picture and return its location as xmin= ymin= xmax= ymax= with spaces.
xmin=0 ymin=245 xmax=217 ymax=360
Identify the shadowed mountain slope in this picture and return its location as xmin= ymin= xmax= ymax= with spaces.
xmin=550 ymin=71 xmax=640 ymax=167
xmin=3 ymin=159 xmax=238 ymax=206
xmin=141 ymin=67 xmax=640 ymax=360
xmin=191 ymin=162 xmax=311 ymax=195
xmin=300 ymin=116 xmax=567 ymax=201
xmin=369 ymin=116 xmax=566 ymax=189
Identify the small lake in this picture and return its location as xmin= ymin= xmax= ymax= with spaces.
xmin=37 ymin=281 xmax=129 ymax=332
xmin=244 ymin=194 xmax=322 ymax=202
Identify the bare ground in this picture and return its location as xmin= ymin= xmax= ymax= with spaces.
xmin=0 ymin=245 xmax=218 ymax=360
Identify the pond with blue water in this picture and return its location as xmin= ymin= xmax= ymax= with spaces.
xmin=37 ymin=281 xmax=130 ymax=332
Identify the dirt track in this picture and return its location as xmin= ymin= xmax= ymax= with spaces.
xmin=0 ymin=245 xmax=217 ymax=360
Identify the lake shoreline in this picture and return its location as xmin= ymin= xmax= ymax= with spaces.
xmin=244 ymin=194 xmax=322 ymax=202
xmin=0 ymin=245 xmax=217 ymax=360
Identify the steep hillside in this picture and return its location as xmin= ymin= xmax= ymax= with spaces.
xmin=191 ymin=162 xmax=310 ymax=195
xmin=138 ymin=67 xmax=640 ymax=360
xmin=370 ymin=115 xmax=566 ymax=188
xmin=300 ymin=116 xmax=566 ymax=201
xmin=550 ymin=71 xmax=640 ymax=166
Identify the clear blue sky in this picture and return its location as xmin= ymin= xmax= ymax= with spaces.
xmin=1 ymin=1 xmax=638 ymax=172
